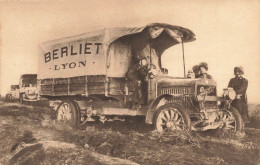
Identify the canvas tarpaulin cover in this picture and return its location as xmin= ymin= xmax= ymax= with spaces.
xmin=38 ymin=23 xmax=195 ymax=79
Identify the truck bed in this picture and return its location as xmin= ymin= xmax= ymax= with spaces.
xmin=40 ymin=75 xmax=126 ymax=97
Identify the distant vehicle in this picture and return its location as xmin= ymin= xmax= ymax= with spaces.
xmin=38 ymin=23 xmax=243 ymax=132
xmin=5 ymin=85 xmax=20 ymax=101
xmin=19 ymin=74 xmax=40 ymax=103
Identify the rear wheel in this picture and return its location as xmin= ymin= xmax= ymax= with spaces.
xmin=154 ymin=103 xmax=191 ymax=132
xmin=56 ymin=100 xmax=80 ymax=128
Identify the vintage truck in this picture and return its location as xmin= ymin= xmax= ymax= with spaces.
xmin=38 ymin=23 xmax=243 ymax=132
xmin=5 ymin=85 xmax=20 ymax=101
xmin=19 ymin=74 xmax=40 ymax=103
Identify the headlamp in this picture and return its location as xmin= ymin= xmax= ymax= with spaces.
xmin=223 ymin=88 xmax=236 ymax=100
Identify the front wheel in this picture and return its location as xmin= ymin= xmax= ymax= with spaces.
xmin=220 ymin=106 xmax=243 ymax=132
xmin=19 ymin=94 xmax=25 ymax=104
xmin=5 ymin=94 xmax=10 ymax=102
xmin=154 ymin=103 xmax=191 ymax=132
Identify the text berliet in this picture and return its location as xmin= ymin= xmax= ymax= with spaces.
xmin=44 ymin=42 xmax=102 ymax=63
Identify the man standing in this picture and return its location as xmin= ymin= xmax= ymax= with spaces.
xmin=228 ymin=66 xmax=249 ymax=123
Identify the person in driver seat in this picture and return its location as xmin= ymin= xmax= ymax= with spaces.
xmin=126 ymin=44 xmax=161 ymax=109
xmin=126 ymin=58 xmax=148 ymax=109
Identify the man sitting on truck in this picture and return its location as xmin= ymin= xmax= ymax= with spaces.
xmin=126 ymin=44 xmax=162 ymax=108
xmin=198 ymin=62 xmax=213 ymax=79
xmin=192 ymin=64 xmax=201 ymax=78
xmin=126 ymin=59 xmax=147 ymax=108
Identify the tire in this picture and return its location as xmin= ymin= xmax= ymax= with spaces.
xmin=56 ymin=100 xmax=80 ymax=128
xmin=9 ymin=95 xmax=14 ymax=101
xmin=220 ymin=106 xmax=243 ymax=132
xmin=5 ymin=94 xmax=10 ymax=102
xmin=154 ymin=103 xmax=191 ymax=132
xmin=19 ymin=94 xmax=24 ymax=104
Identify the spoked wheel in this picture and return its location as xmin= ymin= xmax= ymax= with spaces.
xmin=154 ymin=103 xmax=191 ymax=132
xmin=219 ymin=106 xmax=243 ymax=132
xmin=9 ymin=95 xmax=14 ymax=101
xmin=56 ymin=100 xmax=80 ymax=128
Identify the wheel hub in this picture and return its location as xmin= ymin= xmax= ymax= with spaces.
xmin=57 ymin=103 xmax=72 ymax=122
xmin=219 ymin=111 xmax=236 ymax=130
xmin=156 ymin=108 xmax=184 ymax=132
xmin=166 ymin=121 xmax=174 ymax=128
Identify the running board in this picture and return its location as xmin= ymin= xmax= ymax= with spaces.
xmin=99 ymin=108 xmax=146 ymax=116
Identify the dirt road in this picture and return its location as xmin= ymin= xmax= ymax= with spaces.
xmin=0 ymin=100 xmax=259 ymax=165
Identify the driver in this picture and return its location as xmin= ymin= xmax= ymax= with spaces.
xmin=126 ymin=58 xmax=148 ymax=108
xmin=126 ymin=45 xmax=161 ymax=108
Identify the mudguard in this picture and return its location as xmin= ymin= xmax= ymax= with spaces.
xmin=145 ymin=94 xmax=185 ymax=124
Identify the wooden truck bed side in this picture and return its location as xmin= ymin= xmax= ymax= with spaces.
xmin=40 ymin=75 xmax=126 ymax=97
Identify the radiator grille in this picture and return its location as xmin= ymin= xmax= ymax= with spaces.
xmin=158 ymin=87 xmax=192 ymax=103
xmin=159 ymin=87 xmax=191 ymax=95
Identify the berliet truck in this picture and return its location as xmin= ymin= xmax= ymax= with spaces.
xmin=6 ymin=74 xmax=40 ymax=103
xmin=5 ymin=85 xmax=20 ymax=101
xmin=38 ymin=23 xmax=243 ymax=132
xmin=19 ymin=74 xmax=40 ymax=103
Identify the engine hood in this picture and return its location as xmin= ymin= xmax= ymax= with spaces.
xmin=156 ymin=77 xmax=197 ymax=87
xmin=153 ymin=76 xmax=219 ymax=107
xmin=155 ymin=76 xmax=217 ymax=96
xmin=156 ymin=76 xmax=216 ymax=87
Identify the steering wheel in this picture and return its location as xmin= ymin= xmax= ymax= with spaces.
xmin=138 ymin=59 xmax=155 ymax=73
xmin=147 ymin=63 xmax=156 ymax=70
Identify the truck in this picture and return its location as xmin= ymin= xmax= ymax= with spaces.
xmin=5 ymin=85 xmax=20 ymax=101
xmin=38 ymin=23 xmax=243 ymax=132
xmin=19 ymin=74 xmax=40 ymax=103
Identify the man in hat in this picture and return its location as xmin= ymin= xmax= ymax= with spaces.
xmin=192 ymin=65 xmax=201 ymax=78
xmin=228 ymin=66 xmax=249 ymax=122
xmin=198 ymin=62 xmax=213 ymax=79
xmin=126 ymin=45 xmax=160 ymax=109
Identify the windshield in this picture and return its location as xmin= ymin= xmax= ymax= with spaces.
xmin=161 ymin=44 xmax=184 ymax=77
xmin=11 ymin=85 xmax=19 ymax=90
xmin=22 ymin=78 xmax=37 ymax=87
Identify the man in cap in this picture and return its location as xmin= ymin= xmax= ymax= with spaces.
xmin=198 ymin=62 xmax=213 ymax=79
xmin=126 ymin=43 xmax=164 ymax=109
xmin=228 ymin=66 xmax=249 ymax=123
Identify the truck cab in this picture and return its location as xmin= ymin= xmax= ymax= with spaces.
xmin=19 ymin=74 xmax=40 ymax=103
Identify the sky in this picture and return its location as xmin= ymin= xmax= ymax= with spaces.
xmin=0 ymin=0 xmax=259 ymax=103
